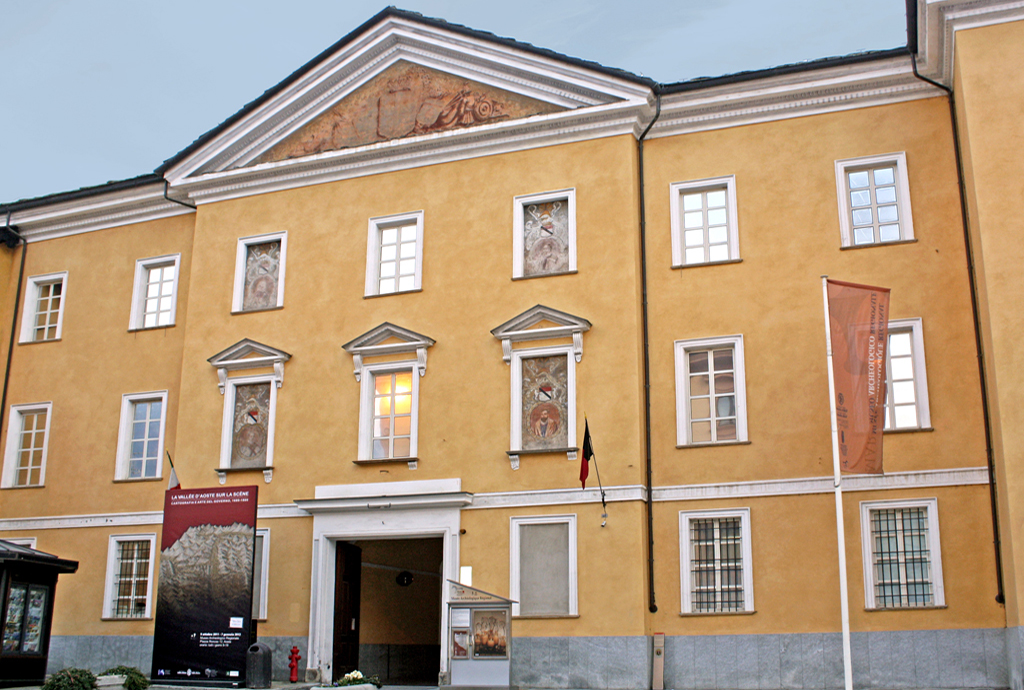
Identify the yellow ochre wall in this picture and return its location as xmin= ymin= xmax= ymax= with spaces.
xmin=953 ymin=18 xmax=1024 ymax=629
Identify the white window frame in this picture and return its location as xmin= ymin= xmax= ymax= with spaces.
xmin=114 ymin=391 xmax=168 ymax=481
xmin=357 ymin=360 xmax=420 ymax=461
xmin=679 ymin=507 xmax=754 ymax=614
xmin=885 ymin=318 xmax=931 ymax=431
xmin=3 ymin=537 xmax=36 ymax=549
xmin=510 ymin=345 xmax=577 ymax=453
xmin=512 ymin=188 xmax=577 ymax=278
xmin=253 ymin=528 xmax=270 ymax=620
xmin=102 ymin=533 xmax=157 ymax=619
xmin=674 ymin=335 xmax=748 ymax=446
xmin=364 ymin=211 xmax=424 ymax=296
xmin=232 ymin=232 xmax=288 ymax=312
xmin=670 ymin=176 xmax=740 ymax=267
xmin=835 ymin=152 xmax=915 ymax=247
xmin=509 ymin=514 xmax=578 ymax=617
xmin=219 ymin=375 xmax=278 ymax=470
xmin=1 ymin=402 xmax=53 ymax=488
xmin=860 ymin=497 xmax=944 ymax=609
xmin=129 ymin=254 xmax=181 ymax=330
xmin=19 ymin=272 xmax=68 ymax=343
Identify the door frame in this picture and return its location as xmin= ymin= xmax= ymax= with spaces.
xmin=299 ymin=479 xmax=469 ymax=684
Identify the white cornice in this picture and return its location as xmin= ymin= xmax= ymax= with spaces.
xmin=5 ymin=184 xmax=194 ymax=243
xmin=0 ymin=503 xmax=307 ymax=532
xmin=169 ymin=100 xmax=648 ymax=205
xmin=652 ymin=57 xmax=941 ymax=140
xmin=917 ymin=0 xmax=1024 ymax=85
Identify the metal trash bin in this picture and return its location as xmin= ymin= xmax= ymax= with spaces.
xmin=246 ymin=642 xmax=272 ymax=689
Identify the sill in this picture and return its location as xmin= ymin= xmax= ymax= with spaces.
xmin=884 ymin=426 xmax=934 ymax=434
xmin=364 ymin=288 xmax=423 ymax=299
xmin=840 ymin=238 xmax=918 ymax=251
xmin=2 ymin=484 xmax=44 ymax=490
xmin=231 ymin=305 xmax=284 ymax=315
xmin=18 ymin=337 xmax=61 ymax=345
xmin=216 ymin=466 xmax=271 ymax=473
xmin=512 ymin=614 xmax=580 ymax=619
xmin=101 ymin=616 xmax=154 ymax=621
xmin=507 ymin=447 xmax=579 ymax=456
xmin=354 ymin=456 xmax=419 ymax=465
xmin=113 ymin=477 xmax=164 ymax=483
xmin=127 ymin=324 xmax=176 ymax=333
xmin=671 ymin=258 xmax=742 ymax=270
xmin=676 ymin=440 xmax=751 ymax=449
xmin=680 ymin=609 xmax=755 ymax=617
xmin=865 ymin=604 xmax=947 ymax=612
xmin=511 ymin=270 xmax=578 ymax=281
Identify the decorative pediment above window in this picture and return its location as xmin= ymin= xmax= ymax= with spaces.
xmin=491 ymin=305 xmax=592 ymax=364
xmin=208 ymin=339 xmax=292 ymax=394
xmin=342 ymin=323 xmax=435 ymax=381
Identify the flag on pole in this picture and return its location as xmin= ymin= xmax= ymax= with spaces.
xmin=826 ymin=279 xmax=890 ymax=474
xmin=580 ymin=419 xmax=594 ymax=489
xmin=166 ymin=451 xmax=181 ymax=490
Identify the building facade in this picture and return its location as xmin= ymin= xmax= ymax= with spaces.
xmin=1 ymin=1 xmax=1023 ymax=688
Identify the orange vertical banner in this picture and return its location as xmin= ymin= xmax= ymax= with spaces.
xmin=827 ymin=279 xmax=890 ymax=474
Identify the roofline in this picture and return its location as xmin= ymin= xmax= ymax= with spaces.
xmin=0 ymin=173 xmax=163 ymax=216
xmin=658 ymin=47 xmax=911 ymax=95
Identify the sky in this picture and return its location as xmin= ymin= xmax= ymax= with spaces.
xmin=0 ymin=0 xmax=909 ymax=205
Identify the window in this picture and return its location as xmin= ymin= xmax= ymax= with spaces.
xmin=232 ymin=232 xmax=287 ymax=312
xmin=835 ymin=153 xmax=914 ymax=247
xmin=360 ymin=367 xmax=418 ymax=461
xmin=129 ymin=255 xmax=180 ymax=329
xmin=252 ymin=529 xmax=269 ymax=620
xmin=115 ymin=392 xmax=168 ymax=480
xmin=860 ymin=498 xmax=944 ymax=609
xmin=365 ymin=211 xmax=423 ymax=296
xmin=511 ymin=347 xmax=576 ymax=453
xmin=2 ymin=581 xmax=49 ymax=656
xmin=510 ymin=515 xmax=577 ymax=617
xmin=884 ymin=318 xmax=931 ymax=431
xmin=679 ymin=508 xmax=753 ymax=614
xmin=513 ymin=189 xmax=576 ymax=278
xmin=3 ymin=538 xmax=36 ymax=549
xmin=19 ymin=272 xmax=67 ymax=343
xmin=674 ymin=336 xmax=747 ymax=445
xmin=670 ymin=176 xmax=740 ymax=267
xmin=102 ymin=534 xmax=156 ymax=619
xmin=1 ymin=403 xmax=52 ymax=488
xmin=220 ymin=377 xmax=277 ymax=470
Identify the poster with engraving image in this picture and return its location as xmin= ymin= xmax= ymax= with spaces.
xmin=151 ymin=486 xmax=258 ymax=687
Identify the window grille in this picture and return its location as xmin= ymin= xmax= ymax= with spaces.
xmin=690 ymin=516 xmax=744 ymax=612
xmin=870 ymin=507 xmax=933 ymax=608
xmin=112 ymin=540 xmax=151 ymax=618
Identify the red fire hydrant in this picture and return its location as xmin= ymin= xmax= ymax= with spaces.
xmin=288 ymin=646 xmax=302 ymax=683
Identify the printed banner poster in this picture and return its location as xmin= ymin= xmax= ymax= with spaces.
xmin=151 ymin=486 xmax=258 ymax=686
xmin=827 ymin=279 xmax=890 ymax=475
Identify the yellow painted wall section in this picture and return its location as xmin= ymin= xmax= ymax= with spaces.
xmin=643 ymin=97 xmax=986 ymax=488
xmin=651 ymin=485 xmax=1002 ymax=635
xmin=954 ymin=18 xmax=1024 ymax=628
xmin=171 ymin=135 xmax=645 ymax=502
xmin=459 ymin=501 xmax=648 ymax=637
xmin=256 ymin=517 xmax=312 ymax=637
xmin=0 ymin=244 xmax=18 ymax=374
xmin=0 ymin=214 xmax=194 ymax=518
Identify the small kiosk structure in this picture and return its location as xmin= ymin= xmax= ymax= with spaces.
xmin=446 ymin=581 xmax=514 ymax=687
xmin=0 ymin=540 xmax=78 ymax=688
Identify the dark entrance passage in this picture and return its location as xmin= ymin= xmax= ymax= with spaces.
xmin=332 ymin=542 xmax=363 ymax=676
xmin=350 ymin=537 xmax=442 ymax=685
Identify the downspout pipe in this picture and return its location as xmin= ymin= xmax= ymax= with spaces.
xmin=0 ymin=211 xmax=27 ymax=439
xmin=638 ymin=90 xmax=662 ymax=614
xmin=910 ymin=54 xmax=1005 ymax=604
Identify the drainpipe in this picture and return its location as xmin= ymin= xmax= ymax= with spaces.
xmin=0 ymin=211 xmax=27 ymax=439
xmin=909 ymin=54 xmax=1004 ymax=604
xmin=638 ymin=91 xmax=662 ymax=614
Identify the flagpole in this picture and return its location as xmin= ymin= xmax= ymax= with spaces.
xmin=822 ymin=276 xmax=853 ymax=690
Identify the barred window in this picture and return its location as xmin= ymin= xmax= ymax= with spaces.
xmin=680 ymin=509 xmax=753 ymax=614
xmin=861 ymin=499 xmax=944 ymax=609
xmin=103 ymin=535 xmax=156 ymax=619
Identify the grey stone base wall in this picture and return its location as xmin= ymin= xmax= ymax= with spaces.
xmin=511 ymin=636 xmax=652 ymax=690
xmin=1006 ymin=626 xmax=1024 ymax=690
xmin=47 ymin=635 xmax=307 ymax=682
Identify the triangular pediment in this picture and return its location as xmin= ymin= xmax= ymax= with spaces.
xmin=343 ymin=322 xmax=435 ymax=356
xmin=208 ymin=339 xmax=292 ymax=368
xmin=162 ymin=10 xmax=652 ymax=185
xmin=254 ymin=61 xmax=565 ymax=165
xmin=491 ymin=305 xmax=591 ymax=340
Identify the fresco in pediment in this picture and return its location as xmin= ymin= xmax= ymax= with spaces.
xmin=254 ymin=61 xmax=566 ymax=164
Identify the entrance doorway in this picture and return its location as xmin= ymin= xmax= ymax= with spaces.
xmin=332 ymin=537 xmax=443 ymax=685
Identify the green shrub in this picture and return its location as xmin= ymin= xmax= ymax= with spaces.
xmin=43 ymin=668 xmax=97 ymax=690
xmin=100 ymin=666 xmax=150 ymax=690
